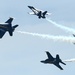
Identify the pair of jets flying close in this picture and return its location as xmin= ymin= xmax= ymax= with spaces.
xmin=0 ymin=6 xmax=66 ymax=70
xmin=0 ymin=6 xmax=50 ymax=39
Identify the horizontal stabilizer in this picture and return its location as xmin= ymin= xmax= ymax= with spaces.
xmin=13 ymin=25 xmax=19 ymax=29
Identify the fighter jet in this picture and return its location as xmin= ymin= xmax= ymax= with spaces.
xmin=28 ymin=6 xmax=51 ymax=19
xmin=0 ymin=17 xmax=18 ymax=38
xmin=41 ymin=51 xmax=66 ymax=70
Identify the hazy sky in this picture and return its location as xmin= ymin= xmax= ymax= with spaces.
xmin=0 ymin=0 xmax=75 ymax=75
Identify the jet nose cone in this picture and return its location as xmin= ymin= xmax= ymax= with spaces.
xmin=40 ymin=61 xmax=45 ymax=63
xmin=28 ymin=6 xmax=33 ymax=9
xmin=28 ymin=6 xmax=31 ymax=8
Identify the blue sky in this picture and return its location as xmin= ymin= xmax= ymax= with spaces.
xmin=0 ymin=0 xmax=75 ymax=75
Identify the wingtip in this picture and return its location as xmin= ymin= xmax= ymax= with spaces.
xmin=61 ymin=69 xmax=64 ymax=70
xmin=9 ymin=17 xmax=15 ymax=19
xmin=28 ymin=6 xmax=30 ymax=7
xmin=45 ymin=50 xmax=49 ymax=52
xmin=28 ymin=6 xmax=31 ymax=8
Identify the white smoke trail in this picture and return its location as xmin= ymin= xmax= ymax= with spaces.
xmin=17 ymin=31 xmax=75 ymax=44
xmin=46 ymin=18 xmax=75 ymax=34
xmin=64 ymin=58 xmax=75 ymax=62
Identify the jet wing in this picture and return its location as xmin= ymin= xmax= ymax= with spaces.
xmin=0 ymin=29 xmax=6 ymax=38
xmin=32 ymin=8 xmax=51 ymax=15
xmin=54 ymin=63 xmax=63 ymax=70
xmin=28 ymin=6 xmax=41 ymax=14
xmin=5 ymin=17 xmax=13 ymax=24
xmin=46 ymin=51 xmax=54 ymax=60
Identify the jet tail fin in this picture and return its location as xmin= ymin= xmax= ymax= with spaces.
xmin=56 ymin=54 xmax=60 ymax=60
xmin=38 ymin=11 xmax=41 ymax=19
xmin=56 ymin=54 xmax=66 ymax=65
xmin=42 ymin=11 xmax=47 ymax=18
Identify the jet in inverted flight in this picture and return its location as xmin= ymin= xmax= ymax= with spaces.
xmin=0 ymin=17 xmax=18 ymax=38
xmin=28 ymin=6 xmax=51 ymax=19
xmin=41 ymin=51 xmax=66 ymax=70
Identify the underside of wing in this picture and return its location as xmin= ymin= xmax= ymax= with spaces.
xmin=0 ymin=29 xmax=6 ymax=38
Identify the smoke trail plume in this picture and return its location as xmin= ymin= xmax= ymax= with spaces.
xmin=64 ymin=58 xmax=75 ymax=62
xmin=17 ymin=31 xmax=75 ymax=44
xmin=46 ymin=18 xmax=75 ymax=34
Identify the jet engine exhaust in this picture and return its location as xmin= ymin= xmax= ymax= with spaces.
xmin=64 ymin=58 xmax=75 ymax=62
xmin=17 ymin=31 xmax=75 ymax=44
xmin=46 ymin=18 xmax=75 ymax=34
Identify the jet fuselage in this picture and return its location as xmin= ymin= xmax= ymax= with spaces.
xmin=41 ymin=58 xmax=58 ymax=64
xmin=28 ymin=6 xmax=50 ymax=19
xmin=41 ymin=51 xmax=66 ymax=70
xmin=0 ymin=23 xmax=14 ymax=33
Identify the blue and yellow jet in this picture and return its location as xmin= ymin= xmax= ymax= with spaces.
xmin=28 ymin=6 xmax=51 ymax=19
xmin=41 ymin=51 xmax=66 ymax=70
xmin=0 ymin=17 xmax=18 ymax=38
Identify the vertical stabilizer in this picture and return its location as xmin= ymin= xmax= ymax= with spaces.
xmin=56 ymin=54 xmax=60 ymax=60
xmin=38 ymin=11 xmax=41 ymax=19
xmin=42 ymin=11 xmax=47 ymax=18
